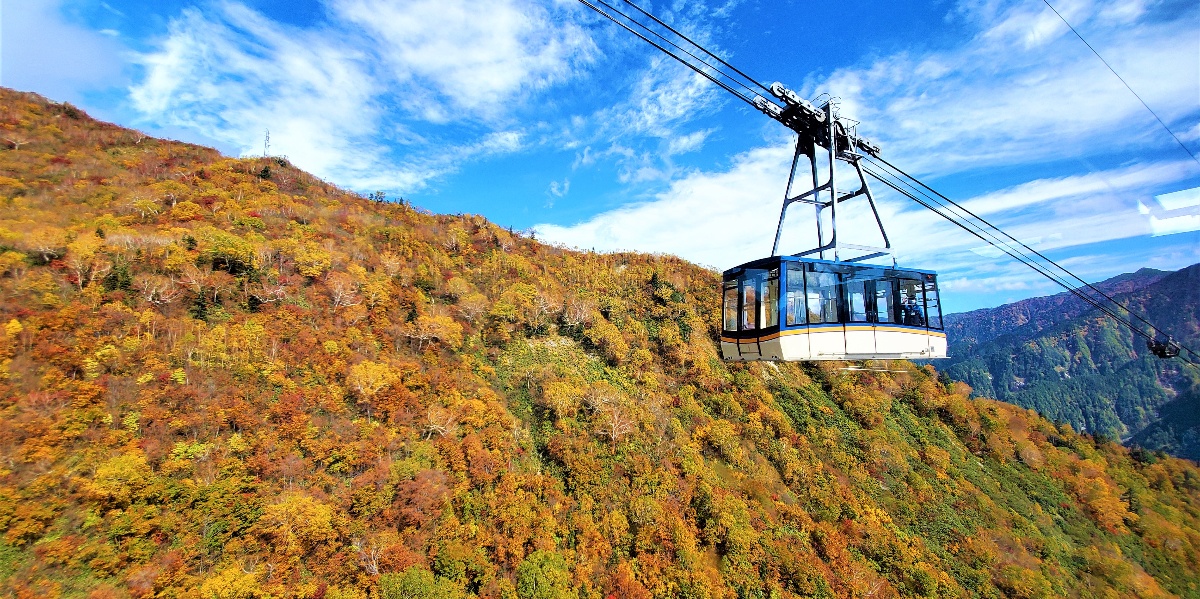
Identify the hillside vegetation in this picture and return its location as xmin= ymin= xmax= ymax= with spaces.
xmin=943 ymin=267 xmax=1200 ymax=458
xmin=1 ymin=88 xmax=1199 ymax=599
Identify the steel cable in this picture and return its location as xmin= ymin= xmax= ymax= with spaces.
xmin=861 ymin=160 xmax=1200 ymax=367
xmin=616 ymin=0 xmax=773 ymax=96
xmin=869 ymin=155 xmax=1191 ymax=348
xmin=1040 ymin=0 xmax=1200 ymax=167
xmin=578 ymin=0 xmax=770 ymax=108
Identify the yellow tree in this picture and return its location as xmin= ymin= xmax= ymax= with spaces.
xmin=347 ymin=360 xmax=396 ymax=420
xmin=64 ymin=234 xmax=103 ymax=289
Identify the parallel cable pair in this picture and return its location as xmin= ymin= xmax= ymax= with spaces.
xmin=861 ymin=158 xmax=1200 ymax=368
xmin=576 ymin=0 xmax=770 ymax=107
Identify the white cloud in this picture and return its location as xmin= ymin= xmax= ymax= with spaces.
xmin=127 ymin=0 xmax=592 ymax=193
xmin=0 ymin=0 xmax=125 ymax=100
xmin=563 ymin=56 xmax=727 ymax=184
xmin=956 ymin=161 xmax=1195 ymax=218
xmin=808 ymin=0 xmax=1200 ymax=174
xmin=536 ymin=142 xmax=794 ymax=269
xmin=329 ymin=0 xmax=594 ymax=122
xmin=129 ymin=4 xmax=402 ymax=188
xmin=548 ymin=178 xmax=570 ymax=198
xmin=610 ymin=55 xmax=724 ymax=138
xmin=667 ymin=129 xmax=713 ymax=155
xmin=99 ymin=2 xmax=126 ymax=17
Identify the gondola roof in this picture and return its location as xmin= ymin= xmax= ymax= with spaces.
xmin=723 ymin=255 xmax=938 ymax=278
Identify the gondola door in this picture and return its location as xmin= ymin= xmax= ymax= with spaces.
xmin=738 ymin=273 xmax=762 ymax=358
xmin=805 ymin=265 xmax=846 ymax=358
xmin=842 ymin=274 xmax=875 ymax=356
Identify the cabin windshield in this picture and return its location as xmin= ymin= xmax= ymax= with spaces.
xmin=922 ymin=277 xmax=943 ymax=329
xmin=722 ymin=268 xmax=778 ymax=332
xmin=722 ymin=285 xmax=738 ymax=331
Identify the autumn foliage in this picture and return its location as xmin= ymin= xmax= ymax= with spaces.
xmin=0 ymin=88 xmax=1198 ymax=598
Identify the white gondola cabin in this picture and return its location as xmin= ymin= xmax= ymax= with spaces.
xmin=720 ymin=256 xmax=946 ymax=361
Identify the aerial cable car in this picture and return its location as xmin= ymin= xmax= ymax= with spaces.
xmin=577 ymin=0 xmax=1197 ymax=366
xmin=719 ymin=93 xmax=947 ymax=362
xmin=571 ymin=0 xmax=947 ymax=361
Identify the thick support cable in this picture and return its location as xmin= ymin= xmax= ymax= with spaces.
xmin=580 ymin=0 xmax=760 ymax=106
xmin=868 ymin=155 xmax=1185 ymax=347
xmin=864 ymin=162 xmax=1151 ymax=334
xmin=861 ymin=162 xmax=1200 ymax=367
xmin=616 ymin=0 xmax=772 ymax=96
xmin=863 ymin=165 xmax=1139 ymax=327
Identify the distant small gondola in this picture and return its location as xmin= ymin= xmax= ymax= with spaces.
xmin=720 ymin=256 xmax=946 ymax=361
xmin=1147 ymin=337 xmax=1181 ymax=359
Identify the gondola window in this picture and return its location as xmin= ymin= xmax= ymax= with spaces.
xmin=762 ymin=270 xmax=780 ymax=328
xmin=785 ymin=263 xmax=804 ymax=325
xmin=723 ymin=285 xmax=738 ymax=331
xmin=922 ymin=278 xmax=943 ymax=329
xmin=845 ymin=278 xmax=868 ymax=322
xmin=875 ymin=280 xmax=896 ymax=323
xmin=741 ymin=279 xmax=757 ymax=330
xmin=807 ymin=269 xmax=840 ymax=324
xmin=898 ymin=279 xmax=926 ymax=327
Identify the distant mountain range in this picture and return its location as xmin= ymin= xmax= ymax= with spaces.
xmin=942 ymin=264 xmax=1200 ymax=459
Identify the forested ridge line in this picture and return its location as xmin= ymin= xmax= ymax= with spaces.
xmin=1 ymin=87 xmax=1198 ymax=598
xmin=942 ymin=264 xmax=1200 ymax=458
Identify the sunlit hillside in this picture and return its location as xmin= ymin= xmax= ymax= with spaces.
xmin=1 ymin=88 xmax=1198 ymax=598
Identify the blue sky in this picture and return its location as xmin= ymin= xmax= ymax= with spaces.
xmin=3 ymin=0 xmax=1199 ymax=313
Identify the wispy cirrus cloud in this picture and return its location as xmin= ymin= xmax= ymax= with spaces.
xmin=121 ymin=0 xmax=738 ymax=203
xmin=330 ymin=0 xmax=595 ymax=123
xmin=0 ymin=0 xmax=125 ymax=101
xmin=812 ymin=0 xmax=1200 ymax=174
xmin=128 ymin=0 xmax=593 ymax=192
xmin=562 ymin=58 xmax=727 ymax=184
xmin=130 ymin=4 xmax=390 ymax=185
xmin=549 ymin=0 xmax=746 ymax=185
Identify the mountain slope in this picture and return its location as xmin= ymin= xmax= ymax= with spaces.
xmin=1 ymin=88 xmax=1199 ymax=598
xmin=942 ymin=266 xmax=1200 ymax=457
xmin=944 ymin=268 xmax=1169 ymax=356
